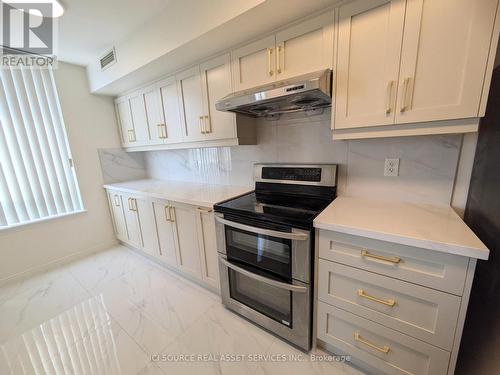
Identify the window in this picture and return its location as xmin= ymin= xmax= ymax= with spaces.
xmin=0 ymin=66 xmax=83 ymax=228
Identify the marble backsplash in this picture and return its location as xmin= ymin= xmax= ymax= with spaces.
xmin=143 ymin=110 xmax=463 ymax=206
xmin=98 ymin=148 xmax=148 ymax=184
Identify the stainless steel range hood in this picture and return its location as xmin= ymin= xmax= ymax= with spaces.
xmin=215 ymin=69 xmax=332 ymax=118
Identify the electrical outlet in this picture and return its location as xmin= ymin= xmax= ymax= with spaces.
xmin=384 ymin=158 xmax=400 ymax=177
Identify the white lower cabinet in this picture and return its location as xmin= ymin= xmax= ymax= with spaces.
xmin=318 ymin=260 xmax=460 ymax=350
xmin=107 ymin=188 xmax=220 ymax=290
xmin=169 ymin=201 xmax=203 ymax=278
xmin=316 ymin=229 xmax=474 ymax=375
xmin=121 ymin=193 xmax=143 ymax=249
xmin=152 ymin=198 xmax=179 ymax=268
xmin=317 ymin=302 xmax=450 ymax=375
xmin=196 ymin=208 xmax=220 ymax=290
xmin=107 ymin=191 xmax=128 ymax=242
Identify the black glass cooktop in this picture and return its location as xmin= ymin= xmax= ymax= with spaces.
xmin=214 ymin=190 xmax=334 ymax=229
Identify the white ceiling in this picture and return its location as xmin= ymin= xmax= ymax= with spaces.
xmin=57 ymin=0 xmax=174 ymax=65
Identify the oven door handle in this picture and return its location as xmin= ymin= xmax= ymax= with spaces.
xmin=220 ymin=257 xmax=307 ymax=293
xmin=215 ymin=216 xmax=309 ymax=241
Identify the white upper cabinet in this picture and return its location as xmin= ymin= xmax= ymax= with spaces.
xmin=158 ymin=76 xmax=185 ymax=143
xmin=333 ymin=0 xmax=500 ymax=133
xmin=232 ymin=11 xmax=334 ymax=91
xmin=394 ymin=0 xmax=499 ymax=124
xmin=177 ymin=66 xmax=206 ymax=142
xmin=275 ymin=11 xmax=334 ymax=80
xmin=200 ymin=53 xmax=236 ymax=140
xmin=143 ymin=85 xmax=166 ymax=145
xmin=128 ymin=92 xmax=151 ymax=145
xmin=335 ymin=0 xmax=406 ymax=129
xmin=115 ymin=98 xmax=135 ymax=146
xmin=232 ymin=35 xmax=276 ymax=92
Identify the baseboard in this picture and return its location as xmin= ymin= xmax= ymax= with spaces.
xmin=0 ymin=239 xmax=119 ymax=287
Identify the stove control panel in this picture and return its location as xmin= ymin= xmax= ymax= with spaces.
xmin=262 ymin=167 xmax=322 ymax=182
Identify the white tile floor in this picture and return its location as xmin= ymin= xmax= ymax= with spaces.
xmin=0 ymin=245 xmax=364 ymax=375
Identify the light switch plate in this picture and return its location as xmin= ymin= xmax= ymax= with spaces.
xmin=384 ymin=158 xmax=400 ymax=177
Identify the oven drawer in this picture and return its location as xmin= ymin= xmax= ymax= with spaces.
xmin=318 ymin=230 xmax=469 ymax=295
xmin=318 ymin=260 xmax=460 ymax=350
xmin=317 ymin=302 xmax=450 ymax=375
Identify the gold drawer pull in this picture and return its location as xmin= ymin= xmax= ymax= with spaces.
xmin=361 ymin=250 xmax=401 ymax=264
xmin=354 ymin=332 xmax=390 ymax=354
xmin=358 ymin=289 xmax=396 ymax=307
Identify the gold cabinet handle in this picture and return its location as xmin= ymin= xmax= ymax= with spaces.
xmin=196 ymin=207 xmax=212 ymax=213
xmin=386 ymin=80 xmax=394 ymax=114
xmin=357 ymin=289 xmax=396 ymax=307
xmin=127 ymin=198 xmax=132 ymax=210
xmin=267 ymin=48 xmax=274 ymax=76
xmin=169 ymin=206 xmax=176 ymax=222
xmin=353 ymin=332 xmax=390 ymax=354
xmin=361 ymin=250 xmax=401 ymax=265
xmin=157 ymin=124 xmax=167 ymax=139
xmin=199 ymin=116 xmax=206 ymax=134
xmin=114 ymin=195 xmax=120 ymax=207
xmin=164 ymin=205 xmax=171 ymax=222
xmin=127 ymin=129 xmax=136 ymax=142
xmin=276 ymin=46 xmax=285 ymax=74
xmin=400 ymin=77 xmax=411 ymax=112
xmin=132 ymin=198 xmax=138 ymax=211
xmin=204 ymin=115 xmax=211 ymax=134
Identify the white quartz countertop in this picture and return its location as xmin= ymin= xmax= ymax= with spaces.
xmin=104 ymin=179 xmax=252 ymax=208
xmin=314 ymin=196 xmax=489 ymax=260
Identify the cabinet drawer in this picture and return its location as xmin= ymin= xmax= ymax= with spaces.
xmin=317 ymin=302 xmax=450 ymax=375
xmin=318 ymin=230 xmax=468 ymax=295
xmin=318 ymin=260 xmax=460 ymax=350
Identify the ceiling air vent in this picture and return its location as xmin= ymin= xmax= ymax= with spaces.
xmin=100 ymin=47 xmax=116 ymax=71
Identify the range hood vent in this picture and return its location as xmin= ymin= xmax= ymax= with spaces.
xmin=216 ymin=69 xmax=332 ymax=118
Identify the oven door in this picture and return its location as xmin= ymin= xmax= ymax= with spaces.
xmin=215 ymin=215 xmax=311 ymax=283
xmin=218 ymin=255 xmax=311 ymax=350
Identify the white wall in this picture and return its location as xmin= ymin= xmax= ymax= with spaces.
xmin=0 ymin=62 xmax=119 ymax=282
xmin=145 ymin=110 xmax=469 ymax=208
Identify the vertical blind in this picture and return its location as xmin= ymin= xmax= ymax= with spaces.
xmin=0 ymin=66 xmax=83 ymax=228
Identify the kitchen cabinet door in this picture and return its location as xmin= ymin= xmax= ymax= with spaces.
xmin=158 ymin=76 xmax=185 ymax=143
xmin=134 ymin=196 xmax=159 ymax=257
xmin=231 ymin=35 xmax=276 ymax=91
xmin=177 ymin=66 xmax=205 ymax=142
xmin=334 ymin=0 xmax=406 ymax=129
xmin=395 ymin=0 xmax=499 ymax=124
xmin=122 ymin=194 xmax=143 ymax=249
xmin=196 ymin=208 xmax=219 ymax=290
xmin=115 ymin=98 xmax=136 ymax=147
xmin=200 ymin=54 xmax=236 ymax=141
xmin=170 ymin=201 xmax=202 ymax=279
xmin=275 ymin=11 xmax=334 ymax=80
xmin=107 ymin=191 xmax=128 ymax=242
xmin=143 ymin=85 xmax=166 ymax=145
xmin=128 ymin=92 xmax=151 ymax=145
xmin=152 ymin=199 xmax=179 ymax=268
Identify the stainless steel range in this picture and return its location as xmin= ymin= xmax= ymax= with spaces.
xmin=214 ymin=164 xmax=337 ymax=351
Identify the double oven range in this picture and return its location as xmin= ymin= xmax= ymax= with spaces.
xmin=214 ymin=164 xmax=337 ymax=351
